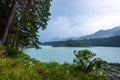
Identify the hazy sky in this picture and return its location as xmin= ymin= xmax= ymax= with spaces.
xmin=39 ymin=0 xmax=120 ymax=42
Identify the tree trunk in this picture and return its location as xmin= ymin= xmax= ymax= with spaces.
xmin=1 ymin=0 xmax=18 ymax=46
xmin=12 ymin=26 xmax=20 ymax=49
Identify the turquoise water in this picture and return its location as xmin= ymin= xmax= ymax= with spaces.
xmin=23 ymin=45 xmax=120 ymax=63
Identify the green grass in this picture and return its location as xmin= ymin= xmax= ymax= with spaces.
xmin=0 ymin=47 xmax=107 ymax=80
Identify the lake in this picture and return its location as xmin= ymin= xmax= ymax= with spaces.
xmin=23 ymin=45 xmax=120 ymax=63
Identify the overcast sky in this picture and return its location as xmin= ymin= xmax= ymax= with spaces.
xmin=39 ymin=0 xmax=120 ymax=42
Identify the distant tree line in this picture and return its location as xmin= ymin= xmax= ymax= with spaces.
xmin=42 ymin=36 xmax=120 ymax=47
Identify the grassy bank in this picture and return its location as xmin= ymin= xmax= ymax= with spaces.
xmin=0 ymin=47 xmax=107 ymax=80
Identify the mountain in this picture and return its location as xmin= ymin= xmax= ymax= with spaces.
xmin=43 ymin=26 xmax=120 ymax=47
xmin=49 ymin=26 xmax=120 ymax=42
xmin=42 ymin=36 xmax=120 ymax=47
xmin=78 ymin=26 xmax=120 ymax=40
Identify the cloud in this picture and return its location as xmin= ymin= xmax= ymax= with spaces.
xmin=39 ymin=0 xmax=120 ymax=41
xmin=50 ymin=0 xmax=120 ymax=18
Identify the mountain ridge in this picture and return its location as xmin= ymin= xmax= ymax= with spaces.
xmin=49 ymin=26 xmax=120 ymax=42
xmin=78 ymin=26 xmax=120 ymax=40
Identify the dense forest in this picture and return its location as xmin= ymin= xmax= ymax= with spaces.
xmin=42 ymin=36 xmax=120 ymax=47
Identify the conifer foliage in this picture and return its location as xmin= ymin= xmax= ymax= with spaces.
xmin=0 ymin=0 xmax=51 ymax=49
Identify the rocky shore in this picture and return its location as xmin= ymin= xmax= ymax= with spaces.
xmin=102 ymin=63 xmax=120 ymax=80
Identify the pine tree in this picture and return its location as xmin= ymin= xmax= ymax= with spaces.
xmin=0 ymin=0 xmax=51 ymax=49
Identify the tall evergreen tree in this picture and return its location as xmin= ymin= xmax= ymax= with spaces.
xmin=0 ymin=0 xmax=51 ymax=49
xmin=0 ymin=0 xmax=12 ymax=41
xmin=1 ymin=0 xmax=18 ymax=46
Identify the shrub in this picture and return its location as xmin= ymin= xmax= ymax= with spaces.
xmin=73 ymin=50 xmax=107 ymax=73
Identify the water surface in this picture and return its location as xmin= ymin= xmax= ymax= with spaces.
xmin=23 ymin=45 xmax=120 ymax=63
